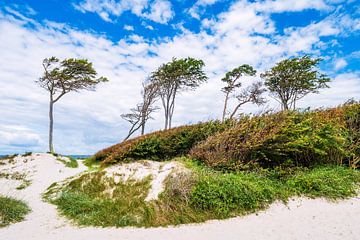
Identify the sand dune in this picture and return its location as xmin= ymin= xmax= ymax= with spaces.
xmin=0 ymin=153 xmax=359 ymax=240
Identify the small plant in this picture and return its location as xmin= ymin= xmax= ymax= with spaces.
xmin=56 ymin=156 xmax=79 ymax=168
xmin=0 ymin=196 xmax=30 ymax=227
xmin=16 ymin=180 xmax=32 ymax=190
xmin=22 ymin=152 xmax=32 ymax=157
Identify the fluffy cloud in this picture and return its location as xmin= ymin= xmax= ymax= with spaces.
xmin=74 ymin=0 xmax=174 ymax=24
xmin=253 ymin=0 xmax=330 ymax=13
xmin=334 ymin=58 xmax=347 ymax=70
xmin=0 ymin=125 xmax=42 ymax=154
xmin=188 ymin=0 xmax=219 ymax=19
xmin=0 ymin=1 xmax=359 ymax=154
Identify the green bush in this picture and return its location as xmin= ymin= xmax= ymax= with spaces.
xmin=190 ymin=104 xmax=360 ymax=170
xmin=94 ymin=120 xmax=233 ymax=164
xmin=190 ymin=173 xmax=282 ymax=216
xmin=286 ymin=166 xmax=360 ymax=199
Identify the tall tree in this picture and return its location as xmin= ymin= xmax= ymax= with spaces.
xmin=221 ymin=64 xmax=257 ymax=121
xmin=260 ymin=56 xmax=330 ymax=110
xmin=150 ymin=57 xmax=207 ymax=130
xmin=121 ymin=81 xmax=159 ymax=141
xmin=37 ymin=57 xmax=108 ymax=153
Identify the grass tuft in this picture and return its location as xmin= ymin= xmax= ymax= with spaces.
xmin=0 ymin=196 xmax=30 ymax=227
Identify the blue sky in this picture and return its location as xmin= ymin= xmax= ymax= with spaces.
xmin=0 ymin=0 xmax=359 ymax=155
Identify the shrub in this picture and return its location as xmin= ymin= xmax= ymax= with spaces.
xmin=286 ymin=166 xmax=360 ymax=199
xmin=94 ymin=120 xmax=233 ymax=164
xmin=190 ymin=105 xmax=359 ymax=171
xmin=190 ymin=173 xmax=282 ymax=216
xmin=342 ymin=103 xmax=360 ymax=168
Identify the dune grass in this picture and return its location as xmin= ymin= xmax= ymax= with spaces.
xmin=48 ymin=159 xmax=360 ymax=228
xmin=56 ymin=156 xmax=79 ymax=168
xmin=0 ymin=196 xmax=30 ymax=227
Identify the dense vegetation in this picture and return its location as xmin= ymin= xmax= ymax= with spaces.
xmin=49 ymin=161 xmax=360 ymax=227
xmin=94 ymin=120 xmax=233 ymax=164
xmin=0 ymin=196 xmax=30 ymax=227
xmin=190 ymin=103 xmax=360 ymax=170
xmin=48 ymin=103 xmax=360 ymax=228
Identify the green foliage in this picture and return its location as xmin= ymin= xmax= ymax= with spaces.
xmin=52 ymin=173 xmax=153 ymax=227
xmin=48 ymin=162 xmax=360 ymax=228
xmin=38 ymin=57 xmax=108 ymax=93
xmin=150 ymin=57 xmax=208 ymax=129
xmin=286 ymin=166 xmax=360 ymax=199
xmin=151 ymin=57 xmax=208 ymax=91
xmin=261 ymin=55 xmax=330 ymax=110
xmin=0 ymin=196 xmax=30 ymax=227
xmin=221 ymin=64 xmax=256 ymax=93
xmin=190 ymin=105 xmax=357 ymax=170
xmin=56 ymin=156 xmax=79 ymax=168
xmin=190 ymin=166 xmax=360 ymax=218
xmin=94 ymin=120 xmax=233 ymax=164
xmin=342 ymin=103 xmax=360 ymax=168
xmin=190 ymin=173 xmax=282 ymax=216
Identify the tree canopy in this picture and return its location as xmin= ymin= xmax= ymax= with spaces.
xmin=260 ymin=55 xmax=330 ymax=110
xmin=150 ymin=57 xmax=207 ymax=129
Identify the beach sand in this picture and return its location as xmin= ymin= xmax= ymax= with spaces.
xmin=0 ymin=153 xmax=359 ymax=240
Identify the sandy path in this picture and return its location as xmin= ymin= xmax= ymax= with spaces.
xmin=1 ymin=153 xmax=359 ymax=240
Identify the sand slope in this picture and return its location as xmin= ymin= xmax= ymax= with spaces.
xmin=0 ymin=153 xmax=359 ymax=240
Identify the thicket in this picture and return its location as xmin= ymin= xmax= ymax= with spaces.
xmin=94 ymin=120 xmax=233 ymax=164
xmin=190 ymin=103 xmax=360 ymax=171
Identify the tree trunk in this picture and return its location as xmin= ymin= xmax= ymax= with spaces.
xmin=222 ymin=92 xmax=229 ymax=122
xmin=49 ymin=96 xmax=54 ymax=153
xmin=229 ymin=102 xmax=244 ymax=119
xmin=164 ymin=109 xmax=168 ymax=130
xmin=141 ymin=122 xmax=145 ymax=135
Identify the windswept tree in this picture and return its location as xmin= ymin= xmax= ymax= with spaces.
xmin=228 ymin=82 xmax=267 ymax=119
xmin=150 ymin=57 xmax=207 ymax=130
xmin=260 ymin=56 xmax=330 ymax=110
xmin=37 ymin=57 xmax=108 ymax=153
xmin=221 ymin=65 xmax=260 ymax=121
xmin=121 ymin=81 xmax=159 ymax=141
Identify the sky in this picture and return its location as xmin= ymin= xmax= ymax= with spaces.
xmin=0 ymin=0 xmax=359 ymax=155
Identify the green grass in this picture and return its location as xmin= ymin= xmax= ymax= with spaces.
xmin=56 ymin=156 xmax=79 ymax=168
xmin=48 ymin=160 xmax=360 ymax=228
xmin=0 ymin=196 xmax=30 ymax=227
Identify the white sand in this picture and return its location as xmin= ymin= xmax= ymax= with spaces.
xmin=1 ymin=153 xmax=360 ymax=240
xmin=104 ymin=160 xmax=186 ymax=201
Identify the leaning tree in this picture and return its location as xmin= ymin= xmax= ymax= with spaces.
xmin=121 ymin=80 xmax=159 ymax=141
xmin=260 ymin=55 xmax=330 ymax=110
xmin=150 ymin=57 xmax=207 ymax=130
xmin=37 ymin=57 xmax=108 ymax=153
xmin=221 ymin=64 xmax=258 ymax=121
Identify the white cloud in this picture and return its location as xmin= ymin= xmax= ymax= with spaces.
xmin=0 ymin=125 xmax=42 ymax=148
xmin=334 ymin=58 xmax=347 ymax=70
xmin=188 ymin=0 xmax=219 ymax=19
xmin=74 ymin=0 xmax=174 ymax=24
xmin=124 ymin=24 xmax=134 ymax=31
xmin=253 ymin=0 xmax=330 ymax=13
xmin=0 ymin=1 xmax=359 ymax=154
xmin=143 ymin=0 xmax=173 ymax=24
